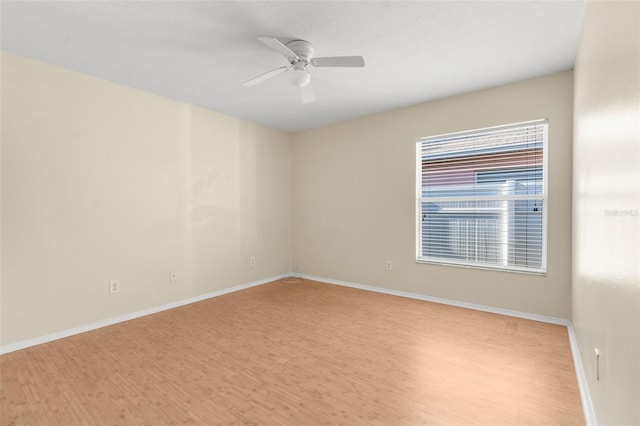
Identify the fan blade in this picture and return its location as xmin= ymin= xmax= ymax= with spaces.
xmin=258 ymin=37 xmax=299 ymax=60
xmin=312 ymin=56 xmax=365 ymax=67
xmin=243 ymin=66 xmax=290 ymax=87
xmin=301 ymin=83 xmax=315 ymax=104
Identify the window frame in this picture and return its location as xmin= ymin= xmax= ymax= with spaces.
xmin=415 ymin=119 xmax=549 ymax=275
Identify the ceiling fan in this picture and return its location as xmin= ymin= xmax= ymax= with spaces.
xmin=243 ymin=37 xmax=365 ymax=104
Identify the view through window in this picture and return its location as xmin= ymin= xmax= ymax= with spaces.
xmin=416 ymin=120 xmax=548 ymax=273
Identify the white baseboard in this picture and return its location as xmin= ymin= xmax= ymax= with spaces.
xmin=0 ymin=273 xmax=289 ymax=355
xmin=292 ymin=273 xmax=570 ymax=326
xmin=567 ymin=323 xmax=597 ymax=426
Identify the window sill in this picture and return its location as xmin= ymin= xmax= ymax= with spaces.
xmin=416 ymin=258 xmax=547 ymax=276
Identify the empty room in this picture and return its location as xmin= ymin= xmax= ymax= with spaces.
xmin=1 ymin=1 xmax=638 ymax=425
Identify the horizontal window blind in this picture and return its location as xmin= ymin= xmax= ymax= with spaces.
xmin=416 ymin=120 xmax=547 ymax=273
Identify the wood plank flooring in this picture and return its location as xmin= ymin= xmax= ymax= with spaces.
xmin=1 ymin=279 xmax=584 ymax=425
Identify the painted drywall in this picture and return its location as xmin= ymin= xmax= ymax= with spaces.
xmin=292 ymin=71 xmax=573 ymax=318
xmin=573 ymin=1 xmax=640 ymax=424
xmin=0 ymin=52 xmax=292 ymax=346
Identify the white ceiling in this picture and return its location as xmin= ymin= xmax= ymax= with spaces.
xmin=1 ymin=1 xmax=586 ymax=132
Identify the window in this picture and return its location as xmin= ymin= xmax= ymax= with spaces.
xmin=416 ymin=120 xmax=547 ymax=273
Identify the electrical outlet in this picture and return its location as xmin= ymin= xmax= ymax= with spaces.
xmin=385 ymin=260 xmax=393 ymax=271
xmin=109 ymin=280 xmax=120 ymax=294
xmin=250 ymin=256 xmax=256 ymax=266
xmin=169 ymin=271 xmax=177 ymax=282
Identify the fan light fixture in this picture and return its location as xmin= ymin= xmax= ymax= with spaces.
xmin=289 ymin=68 xmax=311 ymax=87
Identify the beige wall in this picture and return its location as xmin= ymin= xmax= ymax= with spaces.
xmin=573 ymin=1 xmax=640 ymax=424
xmin=292 ymin=71 xmax=574 ymax=318
xmin=0 ymin=52 xmax=292 ymax=346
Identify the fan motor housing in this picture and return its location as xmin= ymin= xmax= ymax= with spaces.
xmin=286 ymin=40 xmax=314 ymax=62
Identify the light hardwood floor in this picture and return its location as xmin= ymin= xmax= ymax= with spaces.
xmin=1 ymin=279 xmax=584 ymax=425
